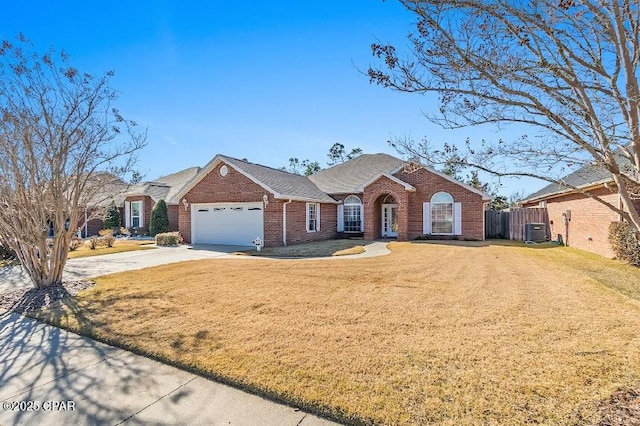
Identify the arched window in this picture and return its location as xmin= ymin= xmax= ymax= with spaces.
xmin=381 ymin=194 xmax=396 ymax=204
xmin=343 ymin=195 xmax=362 ymax=232
xmin=431 ymin=192 xmax=454 ymax=234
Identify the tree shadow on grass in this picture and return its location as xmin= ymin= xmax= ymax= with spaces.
xmin=0 ymin=290 xmax=192 ymax=425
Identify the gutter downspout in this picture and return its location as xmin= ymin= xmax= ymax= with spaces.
xmin=283 ymin=199 xmax=292 ymax=246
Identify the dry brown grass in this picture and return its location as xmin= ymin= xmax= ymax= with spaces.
xmin=37 ymin=241 xmax=640 ymax=424
xmin=237 ymin=239 xmax=367 ymax=257
xmin=68 ymin=239 xmax=155 ymax=259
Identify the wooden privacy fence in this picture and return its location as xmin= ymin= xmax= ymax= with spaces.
xmin=485 ymin=208 xmax=550 ymax=240
xmin=484 ymin=210 xmax=510 ymax=239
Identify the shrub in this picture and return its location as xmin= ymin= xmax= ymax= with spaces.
xmin=86 ymin=236 xmax=99 ymax=250
xmin=98 ymin=229 xmax=113 ymax=237
xmin=149 ymin=199 xmax=170 ymax=236
xmin=155 ymin=231 xmax=183 ymax=246
xmin=608 ymin=222 xmax=640 ymax=266
xmin=69 ymin=237 xmax=83 ymax=251
xmin=103 ymin=234 xmax=116 ymax=248
xmin=103 ymin=202 xmax=121 ymax=230
xmin=120 ymin=227 xmax=131 ymax=237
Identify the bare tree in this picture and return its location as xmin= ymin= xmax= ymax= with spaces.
xmin=0 ymin=35 xmax=146 ymax=288
xmin=369 ymin=0 xmax=640 ymax=232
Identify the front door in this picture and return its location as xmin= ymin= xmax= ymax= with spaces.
xmin=382 ymin=204 xmax=398 ymax=237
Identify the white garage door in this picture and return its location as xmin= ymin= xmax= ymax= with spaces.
xmin=191 ymin=202 xmax=264 ymax=246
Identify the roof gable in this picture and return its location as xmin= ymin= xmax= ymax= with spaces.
xmin=357 ymin=172 xmax=417 ymax=192
xmin=308 ymin=153 xmax=403 ymax=194
xmin=177 ymin=155 xmax=337 ymax=204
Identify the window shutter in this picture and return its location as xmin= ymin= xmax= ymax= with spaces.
xmin=125 ymin=201 xmax=131 ymax=228
xmin=454 ymin=202 xmax=462 ymax=235
xmin=139 ymin=201 xmax=144 ymax=228
xmin=360 ymin=205 xmax=364 ymax=232
xmin=305 ymin=203 xmax=310 ymax=231
xmin=337 ymin=205 xmax=344 ymax=232
xmin=423 ymin=202 xmax=431 ymax=234
xmin=316 ymin=203 xmax=321 ymax=231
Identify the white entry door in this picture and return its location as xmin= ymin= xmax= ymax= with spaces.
xmin=382 ymin=204 xmax=398 ymax=237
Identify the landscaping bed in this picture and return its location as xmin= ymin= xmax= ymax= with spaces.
xmin=33 ymin=241 xmax=640 ymax=424
xmin=236 ymin=239 xmax=368 ymax=257
xmin=68 ymin=239 xmax=155 ymax=259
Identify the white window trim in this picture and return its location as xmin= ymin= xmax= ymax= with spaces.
xmin=131 ymin=200 xmax=143 ymax=228
xmin=428 ymin=192 xmax=460 ymax=236
xmin=124 ymin=201 xmax=131 ymax=228
xmin=343 ymin=195 xmax=362 ymax=233
xmin=306 ymin=203 xmax=320 ymax=233
xmin=431 ymin=201 xmax=454 ymax=235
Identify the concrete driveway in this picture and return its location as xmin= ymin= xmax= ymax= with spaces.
xmin=0 ymin=245 xmax=247 ymax=294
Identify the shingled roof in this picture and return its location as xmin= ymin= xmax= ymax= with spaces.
xmin=123 ymin=166 xmax=201 ymax=205
xmin=179 ymin=155 xmax=337 ymax=204
xmin=523 ymin=163 xmax=613 ymax=202
xmin=308 ymin=153 xmax=404 ymax=194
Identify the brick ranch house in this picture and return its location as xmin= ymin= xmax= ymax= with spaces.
xmin=130 ymin=153 xmax=491 ymax=247
xmin=521 ymin=163 xmax=640 ymax=258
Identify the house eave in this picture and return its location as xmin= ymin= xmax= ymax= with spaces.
xmin=356 ymin=171 xmax=417 ymax=192
xmin=274 ymin=195 xmax=339 ymax=204
xmin=521 ymin=178 xmax=614 ymax=204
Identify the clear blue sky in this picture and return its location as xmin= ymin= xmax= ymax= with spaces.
xmin=1 ymin=1 xmax=541 ymax=197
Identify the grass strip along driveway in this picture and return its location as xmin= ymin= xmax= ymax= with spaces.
xmin=68 ymin=239 xmax=155 ymax=259
xmin=35 ymin=241 xmax=640 ymax=424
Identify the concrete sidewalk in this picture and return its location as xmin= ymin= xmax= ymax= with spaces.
xmin=0 ymin=312 xmax=338 ymax=425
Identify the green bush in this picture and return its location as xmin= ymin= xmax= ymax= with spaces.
xmin=103 ymin=202 xmax=121 ymax=229
xmin=149 ymin=199 xmax=169 ymax=236
xmin=155 ymin=231 xmax=183 ymax=246
xmin=608 ymin=222 xmax=640 ymax=266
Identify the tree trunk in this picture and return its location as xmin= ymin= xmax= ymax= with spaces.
xmin=12 ymin=232 xmax=70 ymax=289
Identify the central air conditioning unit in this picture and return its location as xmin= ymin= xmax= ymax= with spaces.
xmin=525 ymin=223 xmax=546 ymax=243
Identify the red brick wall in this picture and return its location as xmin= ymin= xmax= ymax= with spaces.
xmin=124 ymin=196 xmax=153 ymax=230
xmin=524 ymin=187 xmax=620 ymax=258
xmin=396 ymin=168 xmax=486 ymax=241
xmin=179 ymin=162 xmax=336 ymax=246
xmin=86 ymin=218 xmax=104 ymax=236
xmin=284 ymin=201 xmax=337 ymax=245
xmin=363 ymin=177 xmax=410 ymax=240
xmin=123 ymin=196 xmax=179 ymax=232
xmin=167 ymin=205 xmax=179 ymax=231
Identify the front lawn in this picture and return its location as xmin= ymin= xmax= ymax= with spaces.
xmin=36 ymin=241 xmax=640 ymax=424
xmin=68 ymin=239 xmax=155 ymax=259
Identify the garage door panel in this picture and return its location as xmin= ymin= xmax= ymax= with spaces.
xmin=192 ymin=202 xmax=264 ymax=245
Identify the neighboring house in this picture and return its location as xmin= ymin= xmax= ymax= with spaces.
xmin=121 ymin=167 xmax=201 ymax=232
xmin=175 ymin=153 xmax=491 ymax=246
xmin=53 ymin=173 xmax=129 ymax=238
xmin=521 ymin=164 xmax=637 ymax=258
